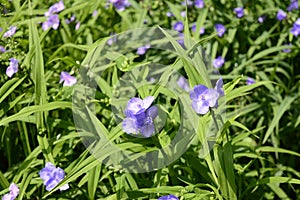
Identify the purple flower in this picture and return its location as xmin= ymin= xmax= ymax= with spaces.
xmin=173 ymin=21 xmax=184 ymax=32
xmin=42 ymin=14 xmax=60 ymax=30
xmin=282 ymin=43 xmax=292 ymax=53
xmin=109 ymin=0 xmax=130 ymax=11
xmin=190 ymin=78 xmax=223 ymax=114
xmin=177 ymin=33 xmax=184 ymax=46
xmin=6 ymin=58 xmax=18 ymax=78
xmin=195 ymin=0 xmax=204 ymax=8
xmin=287 ymin=0 xmax=298 ymax=11
xmin=45 ymin=1 xmax=65 ymax=17
xmin=214 ymin=78 xmax=224 ymax=97
xmin=258 ymin=16 xmax=266 ymax=23
xmin=65 ymin=14 xmax=75 ymax=24
xmin=246 ymin=77 xmax=255 ymax=85
xmin=276 ymin=9 xmax=287 ymax=21
xmin=0 ymin=28 xmax=2 ymax=32
xmin=122 ymin=96 xmax=158 ymax=137
xmin=107 ymin=33 xmax=117 ymax=45
xmin=181 ymin=0 xmax=193 ymax=6
xmin=75 ymin=22 xmax=80 ymax=30
xmin=191 ymin=25 xmax=205 ymax=35
xmin=291 ymin=18 xmax=300 ymax=36
xmin=213 ymin=56 xmax=225 ymax=68
xmin=39 ymin=162 xmax=69 ymax=191
xmin=3 ymin=26 xmax=17 ymax=37
xmin=215 ymin=24 xmax=226 ymax=37
xmin=166 ymin=12 xmax=173 ymax=17
xmin=177 ymin=76 xmax=190 ymax=92
xmin=0 ymin=45 xmax=6 ymax=53
xmin=60 ymin=71 xmax=77 ymax=86
xmin=92 ymin=10 xmax=98 ymax=17
xmin=158 ymin=194 xmax=179 ymax=200
xmin=181 ymin=11 xmax=186 ymax=17
xmin=43 ymin=1 xmax=64 ymax=30
xmin=234 ymin=7 xmax=244 ymax=18
xmin=137 ymin=44 xmax=150 ymax=55
xmin=2 ymin=183 xmax=19 ymax=200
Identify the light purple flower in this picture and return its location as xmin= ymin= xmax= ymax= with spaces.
xmin=213 ymin=56 xmax=225 ymax=68
xmin=190 ymin=78 xmax=223 ymax=114
xmin=166 ymin=12 xmax=173 ymax=17
xmin=276 ymin=9 xmax=287 ymax=21
xmin=173 ymin=21 xmax=184 ymax=32
xmin=75 ymin=22 xmax=80 ymax=30
xmin=39 ymin=162 xmax=69 ymax=191
xmin=177 ymin=76 xmax=190 ymax=92
xmin=181 ymin=11 xmax=186 ymax=17
xmin=3 ymin=26 xmax=17 ymax=37
xmin=195 ymin=0 xmax=204 ymax=8
xmin=258 ymin=16 xmax=266 ymax=23
xmin=181 ymin=0 xmax=193 ymax=6
xmin=60 ymin=71 xmax=77 ymax=86
xmin=107 ymin=33 xmax=117 ymax=45
xmin=190 ymin=85 xmax=219 ymax=114
xmin=215 ymin=24 xmax=226 ymax=37
xmin=291 ymin=18 xmax=300 ymax=36
xmin=45 ymin=1 xmax=65 ymax=17
xmin=92 ymin=10 xmax=98 ymax=17
xmin=6 ymin=58 xmax=18 ymax=78
xmin=42 ymin=14 xmax=60 ymax=30
xmin=122 ymin=96 xmax=158 ymax=137
xmin=287 ymin=0 xmax=298 ymax=12
xmin=0 ymin=28 xmax=2 ymax=32
xmin=2 ymin=183 xmax=19 ymax=200
xmin=0 ymin=45 xmax=6 ymax=53
xmin=137 ymin=44 xmax=151 ymax=55
xmin=246 ymin=77 xmax=255 ymax=85
xmin=234 ymin=7 xmax=244 ymax=18
xmin=282 ymin=43 xmax=292 ymax=53
xmin=109 ymin=0 xmax=130 ymax=11
xmin=214 ymin=78 xmax=224 ymax=97
xmin=158 ymin=194 xmax=179 ymax=200
xmin=191 ymin=24 xmax=205 ymax=35
xmin=177 ymin=33 xmax=184 ymax=46
xmin=65 ymin=14 xmax=75 ymax=24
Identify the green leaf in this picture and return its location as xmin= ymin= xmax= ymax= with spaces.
xmin=262 ymin=95 xmax=297 ymax=144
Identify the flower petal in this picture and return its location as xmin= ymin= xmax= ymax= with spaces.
xmin=9 ymin=183 xmax=19 ymax=198
xmin=140 ymin=123 xmax=155 ymax=137
xmin=59 ymin=184 xmax=70 ymax=191
xmin=190 ymin=84 xmax=207 ymax=100
xmin=147 ymin=106 xmax=158 ymax=119
xmin=142 ymin=96 xmax=154 ymax=110
xmin=215 ymin=78 xmax=224 ymax=96
xmin=122 ymin=117 xmax=138 ymax=134
xmin=125 ymin=97 xmax=144 ymax=116
xmin=204 ymin=88 xmax=219 ymax=107
xmin=191 ymin=100 xmax=210 ymax=114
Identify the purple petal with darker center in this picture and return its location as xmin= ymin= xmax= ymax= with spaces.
xmin=190 ymin=84 xmax=208 ymax=100
xmin=125 ymin=97 xmax=144 ymax=115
